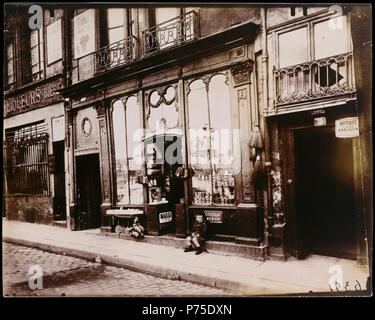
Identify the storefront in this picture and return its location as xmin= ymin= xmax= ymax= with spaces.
xmin=3 ymin=75 xmax=66 ymax=225
xmin=61 ymin=20 xmax=267 ymax=258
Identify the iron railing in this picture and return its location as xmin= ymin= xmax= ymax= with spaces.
xmin=142 ymin=11 xmax=200 ymax=56
xmin=94 ymin=36 xmax=136 ymax=73
xmin=273 ymin=52 xmax=356 ymax=107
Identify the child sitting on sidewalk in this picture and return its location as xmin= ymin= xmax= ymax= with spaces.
xmin=128 ymin=216 xmax=144 ymax=239
xmin=184 ymin=214 xmax=208 ymax=255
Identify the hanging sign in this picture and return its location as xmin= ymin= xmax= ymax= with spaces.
xmin=52 ymin=116 xmax=65 ymax=142
xmin=335 ymin=117 xmax=359 ymax=138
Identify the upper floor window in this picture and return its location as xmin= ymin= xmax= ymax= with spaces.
xmin=278 ymin=14 xmax=350 ymax=68
xmin=107 ymin=8 xmax=133 ymax=44
xmin=142 ymin=8 xmax=199 ymax=55
xmin=30 ymin=28 xmax=44 ymax=81
xmin=313 ymin=16 xmax=348 ymax=59
xmin=6 ymin=42 xmax=15 ymax=87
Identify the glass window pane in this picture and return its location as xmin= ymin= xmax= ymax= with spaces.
xmin=155 ymin=8 xmax=180 ymax=25
xmin=31 ymin=30 xmax=39 ymax=47
xmin=208 ymin=74 xmax=235 ymax=205
xmin=7 ymin=43 xmax=13 ymax=59
xmin=126 ymin=96 xmax=144 ymax=204
xmin=188 ymin=79 xmax=212 ymax=204
xmin=31 ymin=47 xmax=39 ymax=65
xmin=279 ymin=27 xmax=308 ymax=68
xmin=314 ymin=16 xmax=348 ymax=60
xmin=109 ymin=27 xmax=125 ymax=45
xmin=112 ymin=100 xmax=129 ymax=204
xmin=7 ymin=61 xmax=14 ymax=76
xmin=108 ymin=8 xmax=125 ymax=28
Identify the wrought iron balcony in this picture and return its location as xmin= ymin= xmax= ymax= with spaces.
xmin=142 ymin=11 xmax=200 ymax=56
xmin=94 ymin=36 xmax=136 ymax=73
xmin=273 ymin=52 xmax=356 ymax=107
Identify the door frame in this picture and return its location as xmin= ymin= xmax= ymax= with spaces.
xmin=282 ymin=119 xmax=364 ymax=261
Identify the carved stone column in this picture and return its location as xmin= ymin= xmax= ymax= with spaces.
xmin=95 ymin=99 xmax=112 ymax=228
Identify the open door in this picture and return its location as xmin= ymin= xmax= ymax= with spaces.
xmin=76 ymin=154 xmax=102 ymax=229
xmin=288 ymin=126 xmax=357 ymax=260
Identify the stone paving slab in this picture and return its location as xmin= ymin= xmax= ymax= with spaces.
xmin=2 ymin=218 xmax=370 ymax=296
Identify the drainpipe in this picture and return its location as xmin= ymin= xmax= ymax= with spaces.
xmin=260 ymin=7 xmax=273 ymax=248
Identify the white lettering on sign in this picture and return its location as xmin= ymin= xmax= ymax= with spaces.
xmin=335 ymin=117 xmax=359 ymax=138
xmin=159 ymin=211 xmax=172 ymax=224
xmin=204 ymin=211 xmax=223 ymax=224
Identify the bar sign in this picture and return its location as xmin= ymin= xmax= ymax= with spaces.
xmin=335 ymin=117 xmax=359 ymax=138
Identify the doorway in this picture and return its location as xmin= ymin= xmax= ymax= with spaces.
xmin=53 ymin=141 xmax=66 ymax=221
xmin=76 ymin=154 xmax=102 ymax=229
xmin=293 ymin=126 xmax=357 ymax=260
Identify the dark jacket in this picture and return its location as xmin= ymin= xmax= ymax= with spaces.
xmin=191 ymin=220 xmax=208 ymax=242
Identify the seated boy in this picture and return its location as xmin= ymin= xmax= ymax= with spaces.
xmin=184 ymin=214 xmax=208 ymax=255
xmin=128 ymin=216 xmax=144 ymax=239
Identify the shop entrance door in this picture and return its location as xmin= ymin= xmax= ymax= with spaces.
xmin=293 ymin=127 xmax=357 ymax=259
xmin=76 ymin=154 xmax=102 ymax=229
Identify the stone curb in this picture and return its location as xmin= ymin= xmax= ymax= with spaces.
xmin=3 ymin=236 xmax=274 ymax=295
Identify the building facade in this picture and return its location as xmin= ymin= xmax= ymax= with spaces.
xmin=3 ymin=4 xmax=372 ymax=269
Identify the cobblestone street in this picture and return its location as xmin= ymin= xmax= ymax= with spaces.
xmin=2 ymin=242 xmax=229 ymax=297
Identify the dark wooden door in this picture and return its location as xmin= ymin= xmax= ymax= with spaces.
xmin=289 ymin=126 xmax=357 ymax=259
xmin=76 ymin=154 xmax=102 ymax=229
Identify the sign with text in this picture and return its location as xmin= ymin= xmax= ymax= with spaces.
xmin=47 ymin=19 xmax=62 ymax=64
xmin=159 ymin=211 xmax=173 ymax=224
xmin=335 ymin=117 xmax=359 ymax=138
xmin=74 ymin=9 xmax=96 ymax=59
xmin=4 ymin=77 xmax=63 ymax=118
xmin=204 ymin=210 xmax=223 ymax=224
xmin=52 ymin=116 xmax=65 ymax=142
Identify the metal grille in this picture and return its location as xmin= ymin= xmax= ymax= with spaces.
xmin=142 ymin=11 xmax=200 ymax=56
xmin=273 ymin=52 xmax=356 ymax=107
xmin=95 ymin=36 xmax=136 ymax=73
xmin=4 ymin=122 xmax=49 ymax=195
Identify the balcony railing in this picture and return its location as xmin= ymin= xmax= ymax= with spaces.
xmin=94 ymin=36 xmax=136 ymax=73
xmin=273 ymin=52 xmax=356 ymax=107
xmin=142 ymin=11 xmax=200 ymax=56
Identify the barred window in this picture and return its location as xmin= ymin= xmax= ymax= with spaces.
xmin=30 ymin=28 xmax=44 ymax=81
xmin=4 ymin=122 xmax=49 ymax=195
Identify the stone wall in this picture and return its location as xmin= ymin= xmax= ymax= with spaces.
xmin=4 ymin=195 xmax=54 ymax=225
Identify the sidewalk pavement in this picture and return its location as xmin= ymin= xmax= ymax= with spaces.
xmin=2 ymin=218 xmax=370 ymax=296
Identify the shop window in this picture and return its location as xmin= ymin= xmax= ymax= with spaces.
xmin=112 ymin=97 xmax=144 ymax=205
xmin=4 ymin=122 xmax=49 ymax=195
xmin=6 ymin=42 xmax=15 ymax=87
xmin=147 ymin=85 xmax=179 ymax=131
xmin=30 ymin=28 xmax=44 ymax=81
xmin=187 ymin=74 xmax=235 ymax=205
